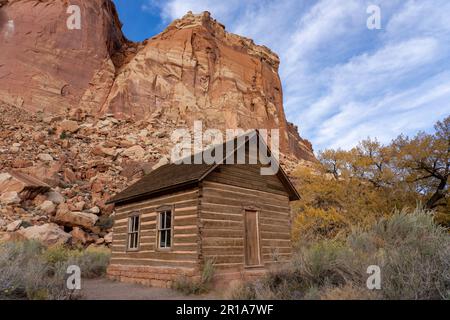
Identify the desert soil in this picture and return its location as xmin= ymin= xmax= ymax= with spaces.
xmin=80 ymin=278 xmax=220 ymax=300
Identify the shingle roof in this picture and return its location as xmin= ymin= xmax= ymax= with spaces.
xmin=107 ymin=131 xmax=300 ymax=205
xmin=106 ymin=163 xmax=214 ymax=204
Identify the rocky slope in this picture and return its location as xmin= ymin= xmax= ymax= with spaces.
xmin=0 ymin=1 xmax=314 ymax=161
xmin=0 ymin=103 xmax=175 ymax=245
xmin=0 ymin=103 xmax=304 ymax=245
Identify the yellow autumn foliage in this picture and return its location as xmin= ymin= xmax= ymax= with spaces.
xmin=292 ymin=116 xmax=449 ymax=242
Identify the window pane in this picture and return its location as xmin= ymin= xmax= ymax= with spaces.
xmin=129 ymin=233 xmax=134 ymax=249
xmin=159 ymin=230 xmax=165 ymax=248
xmin=134 ymin=216 xmax=139 ymax=231
xmin=166 ymin=230 xmax=171 ymax=247
xmin=160 ymin=212 xmax=165 ymax=229
xmin=166 ymin=211 xmax=171 ymax=228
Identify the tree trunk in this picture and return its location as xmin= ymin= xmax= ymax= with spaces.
xmin=425 ymin=178 xmax=448 ymax=209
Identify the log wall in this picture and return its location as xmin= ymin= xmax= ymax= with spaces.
xmin=199 ymin=164 xmax=293 ymax=275
xmin=107 ymin=187 xmax=201 ymax=287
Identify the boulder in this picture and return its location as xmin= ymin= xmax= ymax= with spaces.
xmin=9 ymin=146 xmax=19 ymax=153
xmin=74 ymin=201 xmax=85 ymax=211
xmin=91 ymin=144 xmax=117 ymax=157
xmin=58 ymin=120 xmax=79 ymax=134
xmin=46 ymin=191 xmax=65 ymax=204
xmin=39 ymin=200 xmax=56 ymax=215
xmin=17 ymin=223 xmax=71 ymax=246
xmin=12 ymin=159 xmax=33 ymax=168
xmin=122 ymin=145 xmax=145 ymax=160
xmin=89 ymin=206 xmax=100 ymax=214
xmin=71 ymin=227 xmax=88 ymax=245
xmin=90 ymin=179 xmax=104 ymax=193
xmin=6 ymin=219 xmax=22 ymax=232
xmin=0 ymin=231 xmax=26 ymax=243
xmin=38 ymin=153 xmax=54 ymax=162
xmin=0 ymin=191 xmax=21 ymax=205
xmin=104 ymin=232 xmax=113 ymax=244
xmin=54 ymin=209 xmax=99 ymax=232
xmin=0 ymin=171 xmax=50 ymax=200
xmin=0 ymin=172 xmax=12 ymax=184
xmin=63 ymin=168 xmax=77 ymax=183
xmin=152 ymin=156 xmax=169 ymax=170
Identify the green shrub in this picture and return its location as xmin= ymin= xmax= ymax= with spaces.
xmin=96 ymin=216 xmax=114 ymax=229
xmin=172 ymin=258 xmax=216 ymax=295
xmin=43 ymin=245 xmax=71 ymax=266
xmin=59 ymin=131 xmax=69 ymax=139
xmin=68 ymin=246 xmax=111 ymax=278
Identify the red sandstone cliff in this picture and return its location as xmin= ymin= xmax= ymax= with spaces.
xmin=0 ymin=1 xmax=315 ymax=161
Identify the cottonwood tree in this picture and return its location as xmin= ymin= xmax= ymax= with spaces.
xmin=392 ymin=116 xmax=449 ymax=209
xmin=300 ymin=116 xmax=450 ymax=240
xmin=350 ymin=139 xmax=396 ymax=188
xmin=318 ymin=149 xmax=350 ymax=179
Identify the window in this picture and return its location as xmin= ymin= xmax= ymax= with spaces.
xmin=127 ymin=215 xmax=140 ymax=250
xmin=158 ymin=210 xmax=172 ymax=249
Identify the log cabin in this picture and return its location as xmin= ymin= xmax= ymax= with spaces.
xmin=106 ymin=131 xmax=300 ymax=288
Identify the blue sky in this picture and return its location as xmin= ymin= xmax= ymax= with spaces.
xmin=112 ymin=0 xmax=450 ymax=151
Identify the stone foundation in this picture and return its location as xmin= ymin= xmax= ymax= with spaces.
xmin=211 ymin=268 xmax=268 ymax=288
xmin=107 ymin=264 xmax=200 ymax=288
xmin=107 ymin=264 xmax=269 ymax=289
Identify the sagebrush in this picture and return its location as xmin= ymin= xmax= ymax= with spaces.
xmin=229 ymin=209 xmax=450 ymax=300
xmin=172 ymin=258 xmax=216 ymax=295
xmin=0 ymin=241 xmax=110 ymax=300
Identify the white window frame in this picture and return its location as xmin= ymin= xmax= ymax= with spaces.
xmin=127 ymin=214 xmax=140 ymax=251
xmin=157 ymin=208 xmax=173 ymax=250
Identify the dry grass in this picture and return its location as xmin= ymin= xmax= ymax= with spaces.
xmin=229 ymin=208 xmax=450 ymax=300
xmin=0 ymin=241 xmax=110 ymax=300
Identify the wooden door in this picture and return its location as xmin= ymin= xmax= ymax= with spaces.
xmin=244 ymin=210 xmax=261 ymax=266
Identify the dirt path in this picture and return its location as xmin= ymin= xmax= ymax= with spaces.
xmin=80 ymin=278 xmax=220 ymax=300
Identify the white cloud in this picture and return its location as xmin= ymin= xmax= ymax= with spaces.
xmin=314 ymin=71 xmax=450 ymax=149
xmin=385 ymin=0 xmax=450 ymax=41
xmin=155 ymin=0 xmax=450 ymax=151
xmin=141 ymin=0 xmax=162 ymax=13
xmin=300 ymin=37 xmax=441 ymax=132
xmin=157 ymin=0 xmax=243 ymax=22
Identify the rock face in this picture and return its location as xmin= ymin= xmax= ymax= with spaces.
xmin=0 ymin=0 xmax=131 ymax=114
xmin=0 ymin=1 xmax=315 ymax=161
xmin=102 ymin=11 xmax=310 ymax=159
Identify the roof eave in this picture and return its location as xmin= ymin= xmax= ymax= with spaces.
xmin=106 ymin=179 xmax=200 ymax=205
